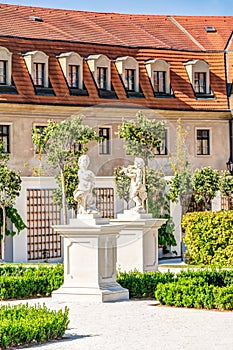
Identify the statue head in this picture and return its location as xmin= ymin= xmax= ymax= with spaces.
xmin=78 ymin=154 xmax=90 ymax=169
xmin=134 ymin=157 xmax=145 ymax=169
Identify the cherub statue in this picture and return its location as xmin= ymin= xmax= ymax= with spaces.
xmin=73 ymin=155 xmax=97 ymax=214
xmin=122 ymin=157 xmax=147 ymax=213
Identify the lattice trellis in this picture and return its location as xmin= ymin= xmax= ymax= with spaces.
xmin=221 ymin=196 xmax=233 ymax=210
xmin=95 ymin=187 xmax=114 ymax=219
xmin=27 ymin=189 xmax=61 ymax=261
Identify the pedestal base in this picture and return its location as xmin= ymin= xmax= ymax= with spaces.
xmin=111 ymin=211 xmax=167 ymax=273
xmin=52 ymin=283 xmax=129 ymax=302
xmin=52 ymin=215 xmax=129 ymax=303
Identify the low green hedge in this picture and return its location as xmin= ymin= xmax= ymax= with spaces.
xmin=155 ymin=278 xmax=233 ymax=310
xmin=0 ymin=264 xmax=64 ymax=300
xmin=117 ymin=270 xmax=175 ymax=298
xmin=0 ymin=303 xmax=69 ymax=349
xmin=182 ymin=210 xmax=233 ymax=267
xmin=118 ymin=269 xmax=233 ymax=310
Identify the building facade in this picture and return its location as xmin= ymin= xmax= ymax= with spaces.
xmin=0 ymin=4 xmax=232 ymax=177
xmin=1 ymin=4 xmax=233 ymax=262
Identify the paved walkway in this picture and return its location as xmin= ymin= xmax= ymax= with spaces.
xmin=2 ymin=297 xmax=233 ymax=350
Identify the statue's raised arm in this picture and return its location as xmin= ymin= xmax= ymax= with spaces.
xmin=123 ymin=157 xmax=147 ymax=213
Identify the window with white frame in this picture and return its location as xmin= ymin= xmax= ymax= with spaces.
xmin=23 ymin=51 xmax=49 ymax=88
xmin=99 ymin=127 xmax=110 ymax=154
xmin=196 ymin=129 xmax=210 ymax=155
xmin=0 ymin=125 xmax=10 ymax=153
xmin=115 ymin=56 xmax=139 ymax=93
xmin=184 ymin=60 xmax=211 ymax=96
xmin=57 ymin=52 xmax=83 ymax=90
xmin=154 ymin=129 xmax=168 ymax=155
xmin=0 ymin=47 xmax=12 ymax=86
xmin=153 ymin=71 xmax=166 ymax=93
xmin=33 ymin=63 xmax=45 ymax=87
xmin=145 ymin=59 xmax=171 ymax=95
xmin=0 ymin=61 xmax=6 ymax=84
xmin=194 ymin=72 xmax=206 ymax=94
xmin=68 ymin=65 xmax=79 ymax=88
xmin=86 ymin=54 xmax=111 ymax=91
xmin=97 ymin=67 xmax=107 ymax=90
xmin=125 ymin=69 xmax=135 ymax=91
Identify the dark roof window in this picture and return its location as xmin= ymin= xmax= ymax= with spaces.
xmin=29 ymin=16 xmax=44 ymax=22
xmin=205 ymin=26 xmax=216 ymax=33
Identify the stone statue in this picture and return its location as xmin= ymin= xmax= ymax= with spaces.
xmin=122 ymin=157 xmax=147 ymax=213
xmin=73 ymin=155 xmax=97 ymax=214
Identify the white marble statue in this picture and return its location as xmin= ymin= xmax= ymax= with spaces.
xmin=73 ymin=155 xmax=97 ymax=214
xmin=122 ymin=157 xmax=147 ymax=213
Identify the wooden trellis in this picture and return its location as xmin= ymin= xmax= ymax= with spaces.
xmin=95 ymin=187 xmax=114 ymax=219
xmin=27 ymin=189 xmax=61 ymax=261
xmin=221 ymin=196 xmax=233 ymax=210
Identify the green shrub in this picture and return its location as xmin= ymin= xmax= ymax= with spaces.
xmin=182 ymin=210 xmax=233 ymax=266
xmin=155 ymin=269 xmax=233 ymax=310
xmin=0 ymin=303 xmax=69 ymax=349
xmin=0 ymin=264 xmax=64 ymax=300
xmin=155 ymin=280 xmax=216 ymax=309
xmin=117 ymin=270 xmax=175 ymax=298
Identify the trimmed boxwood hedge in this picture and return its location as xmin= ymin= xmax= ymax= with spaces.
xmin=0 ymin=264 xmax=64 ymax=300
xmin=118 ymin=269 xmax=233 ymax=310
xmin=0 ymin=303 xmax=69 ymax=349
xmin=117 ymin=270 xmax=175 ymax=298
xmin=182 ymin=210 xmax=233 ymax=267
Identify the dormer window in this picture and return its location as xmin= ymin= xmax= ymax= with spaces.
xmin=57 ymin=52 xmax=84 ymax=93
xmin=23 ymin=51 xmax=49 ymax=87
xmin=86 ymin=54 xmax=116 ymax=98
xmin=0 ymin=46 xmax=17 ymax=95
xmin=184 ymin=60 xmax=212 ymax=97
xmin=145 ymin=59 xmax=171 ymax=96
xmin=115 ymin=56 xmax=141 ymax=97
xmin=23 ymin=50 xmax=53 ymax=95
xmin=86 ymin=54 xmax=111 ymax=91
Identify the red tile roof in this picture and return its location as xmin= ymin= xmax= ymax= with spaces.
xmin=0 ymin=4 xmax=231 ymax=112
xmin=0 ymin=3 xmax=233 ymax=51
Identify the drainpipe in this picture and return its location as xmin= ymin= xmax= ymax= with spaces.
xmin=224 ymin=35 xmax=233 ymax=169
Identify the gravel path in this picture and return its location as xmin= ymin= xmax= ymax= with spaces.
xmin=2 ymin=297 xmax=233 ymax=350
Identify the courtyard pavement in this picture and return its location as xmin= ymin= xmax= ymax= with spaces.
xmin=2 ymin=295 xmax=233 ymax=350
xmin=2 ymin=260 xmax=233 ymax=350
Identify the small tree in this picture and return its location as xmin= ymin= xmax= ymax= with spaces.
xmin=118 ymin=111 xmax=166 ymax=211
xmin=192 ymin=167 xmax=220 ymax=211
xmin=168 ymin=119 xmax=192 ymax=211
xmin=113 ymin=166 xmax=131 ymax=208
xmin=0 ymin=143 xmax=26 ymax=260
xmin=118 ymin=111 xmax=166 ymax=166
xmin=219 ymin=170 xmax=233 ymax=199
xmin=32 ymin=115 xmax=99 ymax=223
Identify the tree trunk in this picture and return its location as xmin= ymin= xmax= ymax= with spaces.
xmin=61 ymin=170 xmax=68 ymax=224
xmin=144 ymin=157 xmax=148 ymax=213
xmin=1 ymin=205 xmax=5 ymax=261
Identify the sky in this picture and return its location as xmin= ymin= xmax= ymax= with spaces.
xmin=0 ymin=0 xmax=233 ymax=16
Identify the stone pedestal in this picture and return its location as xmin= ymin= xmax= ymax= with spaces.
xmin=52 ymin=214 xmax=129 ymax=302
xmin=111 ymin=210 xmax=166 ymax=272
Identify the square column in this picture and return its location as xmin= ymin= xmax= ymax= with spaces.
xmin=52 ymin=215 xmax=129 ymax=302
xmin=111 ymin=211 xmax=166 ymax=272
